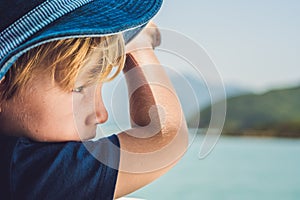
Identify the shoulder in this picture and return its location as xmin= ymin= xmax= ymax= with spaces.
xmin=1 ymin=134 xmax=120 ymax=199
xmin=0 ymin=134 xmax=19 ymax=199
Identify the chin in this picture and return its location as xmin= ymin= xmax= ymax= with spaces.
xmin=78 ymin=129 xmax=97 ymax=141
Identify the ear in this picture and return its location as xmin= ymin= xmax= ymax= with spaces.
xmin=0 ymin=76 xmax=3 ymax=112
xmin=0 ymin=76 xmax=4 ymax=84
xmin=0 ymin=76 xmax=5 ymax=103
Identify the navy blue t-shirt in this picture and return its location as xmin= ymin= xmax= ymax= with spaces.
xmin=0 ymin=134 xmax=120 ymax=200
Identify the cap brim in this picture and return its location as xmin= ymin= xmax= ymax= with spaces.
xmin=32 ymin=0 xmax=162 ymax=42
xmin=0 ymin=0 xmax=162 ymax=79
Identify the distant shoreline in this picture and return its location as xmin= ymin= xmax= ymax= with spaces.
xmin=190 ymin=127 xmax=300 ymax=138
xmin=221 ymin=130 xmax=300 ymax=138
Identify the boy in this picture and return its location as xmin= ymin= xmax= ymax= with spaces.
xmin=0 ymin=0 xmax=188 ymax=199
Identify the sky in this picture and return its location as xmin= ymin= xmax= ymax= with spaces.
xmin=152 ymin=0 xmax=300 ymax=92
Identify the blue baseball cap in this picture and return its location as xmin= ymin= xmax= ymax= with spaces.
xmin=0 ymin=0 xmax=163 ymax=80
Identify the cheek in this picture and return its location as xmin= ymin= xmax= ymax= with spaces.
xmin=72 ymin=90 xmax=100 ymax=139
xmin=47 ymin=95 xmax=76 ymax=128
xmin=29 ymin=94 xmax=78 ymax=140
xmin=72 ymin=93 xmax=95 ymax=125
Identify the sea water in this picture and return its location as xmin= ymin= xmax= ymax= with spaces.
xmin=129 ymin=131 xmax=300 ymax=200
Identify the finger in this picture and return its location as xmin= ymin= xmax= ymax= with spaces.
xmin=154 ymin=28 xmax=161 ymax=47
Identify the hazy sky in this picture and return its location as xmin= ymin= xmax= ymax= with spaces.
xmin=152 ymin=0 xmax=300 ymax=92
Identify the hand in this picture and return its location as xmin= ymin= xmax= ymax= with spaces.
xmin=125 ymin=21 xmax=161 ymax=53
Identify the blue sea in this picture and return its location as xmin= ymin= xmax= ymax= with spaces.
xmin=128 ymin=132 xmax=300 ymax=200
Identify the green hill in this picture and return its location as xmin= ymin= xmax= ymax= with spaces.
xmin=189 ymin=85 xmax=300 ymax=137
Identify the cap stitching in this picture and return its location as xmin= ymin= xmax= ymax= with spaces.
xmin=0 ymin=0 xmax=93 ymax=61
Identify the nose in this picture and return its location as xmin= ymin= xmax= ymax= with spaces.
xmin=95 ymin=105 xmax=108 ymax=124
xmin=94 ymin=84 xmax=108 ymax=124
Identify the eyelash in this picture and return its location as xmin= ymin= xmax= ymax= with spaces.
xmin=72 ymin=86 xmax=84 ymax=93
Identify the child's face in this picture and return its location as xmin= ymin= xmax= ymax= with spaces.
xmin=1 ymin=71 xmax=108 ymax=142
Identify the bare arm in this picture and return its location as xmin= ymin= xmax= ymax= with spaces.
xmin=114 ymin=22 xmax=188 ymax=198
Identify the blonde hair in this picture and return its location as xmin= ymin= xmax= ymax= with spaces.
xmin=0 ymin=34 xmax=125 ymax=100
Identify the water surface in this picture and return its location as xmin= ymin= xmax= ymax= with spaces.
xmin=130 ymin=134 xmax=300 ymax=200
